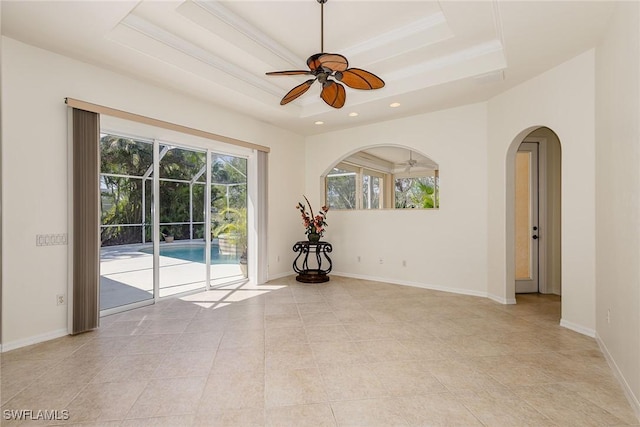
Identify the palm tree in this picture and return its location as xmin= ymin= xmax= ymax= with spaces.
xmin=214 ymin=207 xmax=248 ymax=276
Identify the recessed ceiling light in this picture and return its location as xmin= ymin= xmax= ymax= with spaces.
xmin=390 ymin=102 xmax=401 ymax=108
xmin=348 ymin=112 xmax=359 ymax=117
xmin=314 ymin=121 xmax=324 ymax=125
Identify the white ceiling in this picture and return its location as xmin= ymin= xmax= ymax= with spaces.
xmin=2 ymin=1 xmax=615 ymax=136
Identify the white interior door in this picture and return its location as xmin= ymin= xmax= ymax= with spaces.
xmin=515 ymin=142 xmax=539 ymax=293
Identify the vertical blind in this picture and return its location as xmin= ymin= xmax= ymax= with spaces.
xmin=70 ymin=108 xmax=100 ymax=334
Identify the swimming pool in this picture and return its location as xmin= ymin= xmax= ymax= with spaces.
xmin=140 ymin=243 xmax=240 ymax=264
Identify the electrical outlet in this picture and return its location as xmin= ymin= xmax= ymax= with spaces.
xmin=57 ymin=294 xmax=65 ymax=306
xmin=379 ymin=258 xmax=383 ymax=264
xmin=357 ymin=256 xmax=361 ymax=262
xmin=402 ymin=260 xmax=407 ymax=267
xmin=276 ymin=255 xmax=280 ymax=262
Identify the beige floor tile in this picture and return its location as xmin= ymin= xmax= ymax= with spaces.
xmin=198 ymin=370 xmax=265 ymax=412
xmin=265 ymin=302 xmax=299 ymax=316
xmin=1 ymin=336 xmax=91 ymax=364
xmin=297 ymin=301 xmax=333 ymax=314
xmin=398 ymin=393 xmax=484 ymax=426
xmin=0 ymin=358 xmax=60 ymax=385
xmin=170 ymin=331 xmax=224 ymax=353
xmin=218 ymin=328 xmax=264 ymax=350
xmin=126 ymin=376 xmax=207 ymax=418
xmin=41 ymin=356 xmax=114 ymax=385
xmin=394 ymin=338 xmax=454 ymax=360
xmin=511 ymin=383 xmax=629 ymax=426
xmin=121 ymin=334 xmax=181 ymax=355
xmin=266 ymin=342 xmax=316 ymax=370
xmin=1 ymin=278 xmax=637 ymax=427
xmin=331 ymin=398 xmax=408 ymax=426
xmin=266 ymin=403 xmax=336 ymax=426
xmin=64 ymin=380 xmax=148 ymax=423
xmin=305 ymin=324 xmax=351 ymax=343
xmin=371 ymin=360 xmax=447 ymax=396
xmin=264 ymin=313 xmax=304 ymax=329
xmin=355 ymin=339 xmax=412 ymax=363
xmin=301 ymin=310 xmax=341 ymax=326
xmin=561 ymin=380 xmax=640 ymax=424
xmin=91 ymin=354 xmax=165 ymax=383
xmin=70 ymin=336 xmax=136 ymax=358
xmin=318 ymin=363 xmax=388 ymax=400
xmin=332 ymin=309 xmax=376 ymax=323
xmin=95 ymin=320 xmax=151 ymax=337
xmin=193 ymin=408 xmax=264 ymax=426
xmin=184 ymin=318 xmax=227 ymax=334
xmin=138 ymin=318 xmax=191 ymax=335
xmin=211 ymin=347 xmax=264 ymax=373
xmin=264 ymin=326 xmax=308 ymax=347
xmin=310 ymin=341 xmax=369 ymax=366
xmin=343 ymin=322 xmax=392 ymax=340
xmin=120 ymin=414 xmax=195 ymax=426
xmin=457 ymin=388 xmax=555 ymax=426
xmin=1 ymin=381 xmax=86 ymax=416
xmin=153 ymin=351 xmax=215 ymax=379
xmin=265 ymin=367 xmax=328 ymax=407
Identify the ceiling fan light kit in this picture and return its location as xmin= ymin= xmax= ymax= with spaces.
xmin=266 ymin=0 xmax=385 ymax=109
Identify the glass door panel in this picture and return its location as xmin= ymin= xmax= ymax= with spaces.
xmin=158 ymin=145 xmax=208 ymax=297
xmin=515 ymin=143 xmax=539 ymax=293
xmin=99 ymin=134 xmax=155 ymax=312
xmin=210 ymin=153 xmax=247 ymax=286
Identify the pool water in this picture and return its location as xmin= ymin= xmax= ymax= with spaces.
xmin=140 ymin=244 xmax=240 ymax=264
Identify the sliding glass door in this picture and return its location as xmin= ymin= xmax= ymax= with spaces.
xmin=99 ymin=133 xmax=250 ymax=315
xmin=210 ymin=153 xmax=247 ymax=286
xmin=157 ymin=144 xmax=208 ymax=297
xmin=99 ymin=134 xmax=155 ymax=312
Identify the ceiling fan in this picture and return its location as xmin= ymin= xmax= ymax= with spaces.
xmin=265 ymin=0 xmax=385 ymax=109
xmin=399 ymin=150 xmax=433 ymax=172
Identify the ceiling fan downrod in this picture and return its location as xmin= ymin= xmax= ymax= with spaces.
xmin=318 ymin=0 xmax=328 ymax=53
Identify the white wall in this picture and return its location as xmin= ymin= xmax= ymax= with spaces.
xmin=305 ymin=103 xmax=489 ymax=296
xmin=487 ymin=50 xmax=597 ymax=332
xmin=595 ymin=1 xmax=640 ymax=413
xmin=1 ymin=37 xmax=304 ymax=348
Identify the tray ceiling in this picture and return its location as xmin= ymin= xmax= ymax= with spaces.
xmin=2 ymin=1 xmax=614 ymax=135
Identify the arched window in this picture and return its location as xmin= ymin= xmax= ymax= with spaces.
xmin=324 ymin=146 xmax=439 ymax=210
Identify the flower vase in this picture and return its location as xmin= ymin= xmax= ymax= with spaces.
xmin=308 ymin=233 xmax=320 ymax=243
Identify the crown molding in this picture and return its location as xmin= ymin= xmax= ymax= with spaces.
xmin=120 ymin=14 xmax=284 ymax=97
xmin=191 ymin=0 xmax=304 ymax=68
xmin=385 ymin=39 xmax=504 ymax=81
xmin=341 ymin=11 xmax=450 ymax=59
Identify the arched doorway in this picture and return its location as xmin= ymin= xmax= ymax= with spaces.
xmin=506 ymin=127 xmax=562 ymax=303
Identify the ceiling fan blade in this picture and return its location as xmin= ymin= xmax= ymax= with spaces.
xmin=337 ymin=68 xmax=385 ymax=90
xmin=320 ymin=80 xmax=346 ymax=109
xmin=280 ymin=79 xmax=315 ymax=105
xmin=307 ymin=53 xmax=349 ymax=72
xmin=266 ymin=70 xmax=312 ymax=76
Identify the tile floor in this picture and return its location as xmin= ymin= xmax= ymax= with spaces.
xmin=1 ymin=276 xmax=639 ymax=426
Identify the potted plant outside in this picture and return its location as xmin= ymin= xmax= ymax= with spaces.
xmin=214 ymin=208 xmax=248 ymax=277
xmin=161 ymin=228 xmax=175 ymax=243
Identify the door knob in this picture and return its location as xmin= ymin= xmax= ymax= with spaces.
xmin=532 ymin=235 xmax=538 ymax=240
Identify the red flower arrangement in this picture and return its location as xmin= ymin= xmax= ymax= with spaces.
xmin=296 ymin=195 xmax=329 ymax=238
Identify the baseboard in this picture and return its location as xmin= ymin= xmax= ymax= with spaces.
xmin=1 ymin=328 xmax=68 ymax=353
xmin=596 ymin=333 xmax=640 ymax=422
xmin=332 ymin=271 xmax=488 ymax=299
xmin=560 ymin=318 xmax=596 ymax=338
xmin=267 ymin=271 xmax=295 ymax=281
xmin=488 ymin=293 xmax=517 ymax=305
